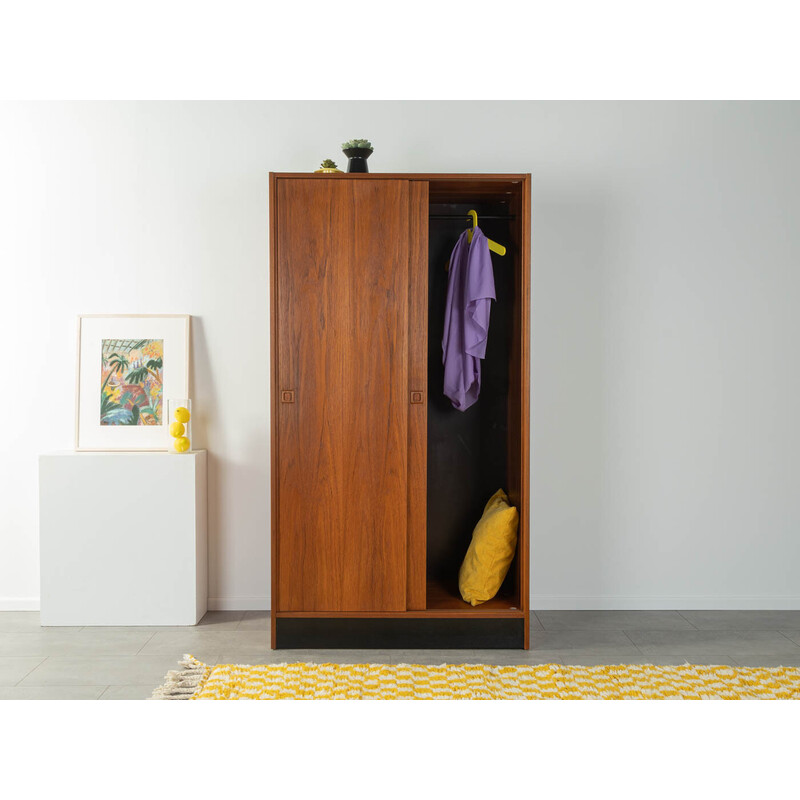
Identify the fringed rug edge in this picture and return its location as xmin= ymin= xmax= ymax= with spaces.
xmin=151 ymin=654 xmax=210 ymax=700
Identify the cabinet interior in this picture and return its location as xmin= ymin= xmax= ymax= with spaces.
xmin=425 ymin=179 xmax=525 ymax=611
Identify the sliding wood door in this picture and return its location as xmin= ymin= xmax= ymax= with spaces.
xmin=274 ymin=178 xmax=410 ymax=611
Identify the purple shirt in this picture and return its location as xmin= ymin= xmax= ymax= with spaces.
xmin=442 ymin=226 xmax=496 ymax=411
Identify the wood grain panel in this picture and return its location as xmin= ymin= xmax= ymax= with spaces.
xmin=520 ymin=175 xmax=532 ymax=649
xmin=500 ymin=177 xmax=531 ymax=648
xmin=269 ymin=173 xmax=279 ymax=647
xmin=407 ymin=181 xmax=428 ymax=610
xmin=275 ymin=178 xmax=409 ymax=611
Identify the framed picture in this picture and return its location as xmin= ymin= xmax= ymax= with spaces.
xmin=75 ymin=314 xmax=191 ymax=450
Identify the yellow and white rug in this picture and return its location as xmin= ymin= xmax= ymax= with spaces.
xmin=152 ymin=655 xmax=800 ymax=700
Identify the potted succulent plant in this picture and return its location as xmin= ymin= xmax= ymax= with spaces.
xmin=341 ymin=138 xmax=374 ymax=173
xmin=315 ymin=158 xmax=342 ymax=174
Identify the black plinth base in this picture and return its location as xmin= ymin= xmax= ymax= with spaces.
xmin=275 ymin=617 xmax=525 ymax=649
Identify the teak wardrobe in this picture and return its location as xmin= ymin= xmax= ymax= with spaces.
xmin=269 ymin=172 xmax=530 ymax=649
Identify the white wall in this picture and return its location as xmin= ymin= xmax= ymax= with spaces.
xmin=2 ymin=101 xmax=799 ymax=611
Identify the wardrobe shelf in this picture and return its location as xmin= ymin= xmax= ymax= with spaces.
xmin=426 ymin=577 xmax=520 ymax=613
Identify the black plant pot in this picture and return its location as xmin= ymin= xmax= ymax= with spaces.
xmin=343 ymin=147 xmax=373 ymax=173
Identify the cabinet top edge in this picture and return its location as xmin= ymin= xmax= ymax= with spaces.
xmin=270 ymin=172 xmax=530 ymax=181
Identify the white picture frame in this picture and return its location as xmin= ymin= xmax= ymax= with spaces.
xmin=75 ymin=314 xmax=191 ymax=451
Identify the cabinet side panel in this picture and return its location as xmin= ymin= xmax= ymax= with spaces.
xmin=508 ymin=176 xmax=531 ymax=647
xmin=521 ymin=175 xmax=531 ymax=646
xmin=276 ymin=178 xmax=409 ymax=612
xmin=270 ymin=173 xmax=279 ymax=639
xmin=505 ymin=177 xmax=531 ymax=646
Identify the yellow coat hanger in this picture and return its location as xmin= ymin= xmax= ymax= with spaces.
xmin=466 ymin=209 xmax=506 ymax=256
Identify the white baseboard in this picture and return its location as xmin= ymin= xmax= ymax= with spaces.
xmin=532 ymin=595 xmax=800 ymax=610
xmin=208 ymin=596 xmax=270 ymax=611
xmin=6 ymin=594 xmax=800 ymax=613
xmin=0 ymin=597 xmax=271 ymax=612
xmin=0 ymin=598 xmax=40 ymax=611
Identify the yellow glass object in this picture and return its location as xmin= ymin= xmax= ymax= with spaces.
xmin=173 ymin=436 xmax=190 ymax=453
xmin=167 ymin=398 xmax=192 ymax=453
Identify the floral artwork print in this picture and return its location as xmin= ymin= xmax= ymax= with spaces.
xmin=100 ymin=339 xmax=163 ymax=425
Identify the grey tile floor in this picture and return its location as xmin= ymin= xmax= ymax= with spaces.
xmin=3 ymin=609 xmax=800 ymax=699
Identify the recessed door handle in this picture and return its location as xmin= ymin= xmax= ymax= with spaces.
xmin=410 ymin=391 xmax=424 ymax=404
xmin=280 ymin=390 xmax=295 ymax=404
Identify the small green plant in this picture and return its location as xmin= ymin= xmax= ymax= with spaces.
xmin=320 ymin=158 xmax=338 ymax=168
xmin=342 ymin=138 xmax=373 ymax=151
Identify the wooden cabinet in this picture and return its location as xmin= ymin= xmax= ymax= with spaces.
xmin=270 ymin=173 xmax=530 ymax=649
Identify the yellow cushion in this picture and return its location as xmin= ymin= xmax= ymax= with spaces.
xmin=458 ymin=489 xmax=519 ymax=606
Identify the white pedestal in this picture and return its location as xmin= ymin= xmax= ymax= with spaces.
xmin=39 ymin=451 xmax=207 ymax=626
